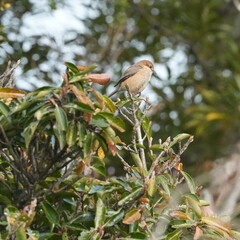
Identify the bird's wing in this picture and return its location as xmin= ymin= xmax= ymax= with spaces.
xmin=114 ymin=64 xmax=142 ymax=87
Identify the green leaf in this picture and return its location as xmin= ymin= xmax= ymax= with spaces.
xmin=169 ymin=133 xmax=191 ymax=147
xmin=16 ymin=226 xmax=27 ymax=240
xmin=184 ymin=193 xmax=199 ymax=202
xmin=149 ymin=144 xmax=164 ymax=151
xmin=118 ymin=188 xmax=143 ymax=206
xmin=181 ymin=171 xmax=196 ymax=194
xmin=0 ymin=101 xmax=10 ymax=117
xmin=147 ymin=177 xmax=156 ymax=197
xmin=116 ymin=98 xmax=131 ymax=107
xmin=78 ymin=230 xmax=96 ymax=240
xmin=34 ymin=105 xmax=53 ymax=121
xmin=95 ymin=133 xmax=108 ymax=153
xmin=129 ymin=232 xmax=148 ymax=239
xmin=64 ymin=62 xmax=79 ymax=74
xmin=39 ymin=232 xmax=56 ymax=239
xmin=157 ymin=175 xmax=171 ymax=195
xmin=103 ymin=96 xmax=116 ymax=113
xmin=53 ymin=124 xmax=66 ymax=150
xmin=12 ymin=99 xmax=41 ymax=113
xmin=88 ymin=185 xmax=104 ymax=194
xmin=41 ymin=201 xmax=60 ymax=224
xmin=230 ymin=230 xmax=240 ymax=240
xmin=92 ymin=164 xmax=106 ymax=177
xmin=102 ymin=127 xmax=117 ymax=155
xmin=66 ymin=120 xmax=77 ymax=147
xmin=62 ymin=232 xmax=69 ymax=240
xmin=81 ymin=65 xmax=97 ymax=74
xmin=78 ymin=122 xmax=86 ymax=147
xmin=92 ymin=156 xmax=105 ymax=166
xmin=165 ymin=229 xmax=183 ymax=240
xmin=92 ymin=114 xmax=109 ymax=128
xmin=4 ymin=206 xmax=19 ymax=218
xmin=69 ymin=75 xmax=86 ymax=83
xmin=54 ymin=105 xmax=68 ymax=131
xmin=171 ymin=221 xmax=196 ymax=229
xmin=94 ymin=198 xmax=106 ymax=228
xmin=136 ymin=143 xmax=145 ymax=149
xmin=184 ymin=194 xmax=202 ymax=217
xmin=142 ymin=116 xmax=152 ymax=140
xmin=104 ymin=209 xmax=125 ymax=227
xmin=63 ymin=223 xmax=87 ymax=231
xmin=24 ymin=121 xmax=39 ymax=148
xmin=84 ymin=132 xmax=93 ymax=156
xmin=0 ymin=194 xmax=12 ymax=205
xmin=65 ymin=102 xmax=94 ymax=113
xmin=130 ymin=152 xmax=143 ymax=170
xmin=70 ymin=212 xmax=95 ymax=223
xmin=98 ymin=112 xmax=125 ymax=132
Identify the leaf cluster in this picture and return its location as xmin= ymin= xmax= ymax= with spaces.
xmin=0 ymin=63 xmax=239 ymax=239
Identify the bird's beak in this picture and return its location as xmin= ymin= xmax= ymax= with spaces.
xmin=153 ymin=70 xmax=160 ymax=79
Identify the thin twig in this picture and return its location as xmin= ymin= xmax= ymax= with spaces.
xmin=146 ymin=151 xmax=165 ymax=181
xmin=179 ymin=136 xmax=194 ymax=155
xmin=0 ymin=150 xmax=21 ymax=173
xmin=116 ymin=152 xmax=131 ymax=172
xmin=0 ymin=126 xmax=21 ymax=168
xmin=142 ymin=120 xmax=152 ymax=141
xmin=126 ymin=86 xmax=147 ymax=170
xmin=52 ymin=174 xmax=83 ymax=193
xmin=0 ymin=60 xmax=20 ymax=88
xmin=117 ymin=106 xmax=134 ymax=125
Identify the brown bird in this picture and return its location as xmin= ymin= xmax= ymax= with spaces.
xmin=108 ymin=60 xmax=154 ymax=97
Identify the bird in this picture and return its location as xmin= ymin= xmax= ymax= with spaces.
xmin=108 ymin=60 xmax=154 ymax=98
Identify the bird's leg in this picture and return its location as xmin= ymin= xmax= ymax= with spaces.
xmin=136 ymin=92 xmax=141 ymax=97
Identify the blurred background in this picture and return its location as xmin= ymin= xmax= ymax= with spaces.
xmin=1 ymin=0 xmax=240 ymax=225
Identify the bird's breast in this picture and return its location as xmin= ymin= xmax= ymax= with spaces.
xmin=122 ymin=68 xmax=152 ymax=94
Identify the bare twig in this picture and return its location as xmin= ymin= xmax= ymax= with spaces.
xmin=179 ymin=136 xmax=194 ymax=155
xmin=0 ymin=178 xmax=13 ymax=194
xmin=52 ymin=174 xmax=83 ymax=194
xmin=146 ymin=150 xmax=165 ymax=181
xmin=117 ymin=106 xmax=134 ymax=125
xmin=0 ymin=126 xmax=21 ymax=168
xmin=117 ymin=152 xmax=131 ymax=172
xmin=0 ymin=60 xmax=20 ymax=88
xmin=126 ymin=86 xmax=147 ymax=170
xmin=0 ymin=150 xmax=21 ymax=173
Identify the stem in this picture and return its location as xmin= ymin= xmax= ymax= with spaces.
xmin=136 ymin=124 xmax=147 ymax=169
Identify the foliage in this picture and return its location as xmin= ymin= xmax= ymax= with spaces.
xmin=1 ymin=0 xmax=240 ymax=165
xmin=0 ymin=63 xmax=239 ymax=239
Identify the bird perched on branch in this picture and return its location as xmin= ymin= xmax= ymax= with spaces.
xmin=108 ymin=60 xmax=154 ymax=98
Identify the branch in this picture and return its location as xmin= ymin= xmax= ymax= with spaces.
xmin=116 ymin=152 xmax=132 ymax=172
xmin=126 ymin=87 xmax=147 ymax=170
xmin=233 ymin=0 xmax=240 ymax=11
xmin=0 ymin=60 xmax=20 ymax=88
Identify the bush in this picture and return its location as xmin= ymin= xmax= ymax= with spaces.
xmin=0 ymin=62 xmax=239 ymax=240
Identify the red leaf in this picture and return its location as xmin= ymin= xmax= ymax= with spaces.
xmin=194 ymin=226 xmax=203 ymax=240
xmin=202 ymin=216 xmax=231 ymax=234
xmin=77 ymin=65 xmax=88 ymax=71
xmin=0 ymin=88 xmax=26 ymax=98
xmin=123 ymin=209 xmax=141 ymax=224
xmin=69 ymin=84 xmax=94 ymax=108
xmin=88 ymin=74 xmax=111 ymax=85
xmin=170 ymin=211 xmax=192 ymax=221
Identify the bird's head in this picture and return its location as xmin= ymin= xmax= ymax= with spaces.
xmin=138 ymin=60 xmax=154 ymax=72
